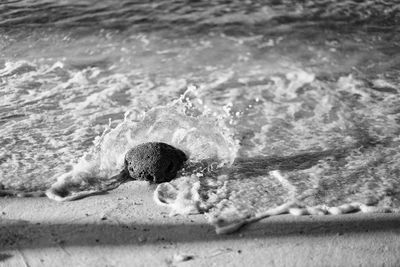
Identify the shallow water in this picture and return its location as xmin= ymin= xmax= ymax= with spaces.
xmin=1 ymin=1 xmax=400 ymax=219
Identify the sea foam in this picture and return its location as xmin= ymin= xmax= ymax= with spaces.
xmin=46 ymin=88 xmax=239 ymax=201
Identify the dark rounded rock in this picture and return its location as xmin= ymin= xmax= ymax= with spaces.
xmin=124 ymin=142 xmax=187 ymax=183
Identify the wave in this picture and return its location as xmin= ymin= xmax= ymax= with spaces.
xmin=0 ymin=0 xmax=399 ymax=32
xmin=2 ymin=35 xmax=400 ymax=233
xmin=42 ymin=87 xmax=238 ymax=201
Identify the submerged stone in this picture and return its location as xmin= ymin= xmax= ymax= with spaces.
xmin=124 ymin=142 xmax=187 ymax=183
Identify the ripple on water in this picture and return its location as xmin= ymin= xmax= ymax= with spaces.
xmin=1 ymin=1 xmax=400 ymax=232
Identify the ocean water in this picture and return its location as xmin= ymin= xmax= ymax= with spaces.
xmin=1 ymin=0 xmax=400 ymax=227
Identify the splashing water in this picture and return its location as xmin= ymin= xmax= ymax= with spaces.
xmin=154 ymin=72 xmax=400 ymax=233
xmin=1 ymin=0 xmax=400 ymax=232
xmin=45 ymin=91 xmax=239 ymax=201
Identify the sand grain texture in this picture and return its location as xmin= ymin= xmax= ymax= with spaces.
xmin=1 ymin=182 xmax=400 ymax=267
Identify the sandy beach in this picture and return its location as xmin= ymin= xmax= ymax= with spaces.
xmin=1 ymin=181 xmax=399 ymax=267
xmin=2 ymin=1 xmax=400 ymax=267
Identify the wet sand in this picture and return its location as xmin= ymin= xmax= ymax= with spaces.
xmin=1 ymin=181 xmax=400 ymax=267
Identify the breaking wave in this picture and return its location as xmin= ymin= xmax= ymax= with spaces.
xmin=1 ymin=0 xmax=400 ymax=233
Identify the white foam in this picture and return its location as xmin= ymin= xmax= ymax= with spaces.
xmin=45 ymin=89 xmax=238 ymax=200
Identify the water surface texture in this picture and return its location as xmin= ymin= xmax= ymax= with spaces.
xmin=1 ymin=1 xmax=400 ymax=225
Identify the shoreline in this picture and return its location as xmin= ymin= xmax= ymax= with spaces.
xmin=1 ymin=181 xmax=400 ymax=266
